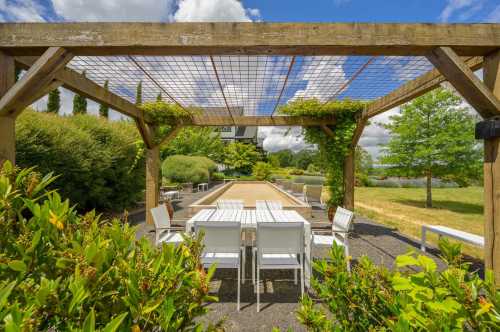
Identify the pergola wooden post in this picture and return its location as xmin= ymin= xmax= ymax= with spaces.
xmin=483 ymin=50 xmax=500 ymax=284
xmin=428 ymin=47 xmax=500 ymax=284
xmin=143 ymin=125 xmax=183 ymax=225
xmin=343 ymin=117 xmax=368 ymax=210
xmin=0 ymin=52 xmax=16 ymax=166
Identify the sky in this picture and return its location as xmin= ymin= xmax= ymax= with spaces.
xmin=1 ymin=0 xmax=499 ymax=159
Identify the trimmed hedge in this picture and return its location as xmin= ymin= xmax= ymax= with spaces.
xmin=16 ymin=111 xmax=145 ymax=211
xmin=162 ymin=155 xmax=216 ymax=184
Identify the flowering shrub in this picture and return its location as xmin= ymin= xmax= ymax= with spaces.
xmin=298 ymin=240 xmax=500 ymax=331
xmin=0 ymin=162 xmax=219 ymax=331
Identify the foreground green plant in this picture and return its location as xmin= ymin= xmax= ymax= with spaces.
xmin=298 ymin=240 xmax=500 ymax=331
xmin=0 ymin=161 xmax=218 ymax=331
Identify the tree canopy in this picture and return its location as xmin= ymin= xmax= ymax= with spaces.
xmin=46 ymin=88 xmax=60 ymax=114
xmin=224 ymin=142 xmax=262 ymax=174
xmin=99 ymin=80 xmax=110 ymax=118
xmin=161 ymin=127 xmax=225 ymax=163
xmin=380 ymin=87 xmax=482 ymax=207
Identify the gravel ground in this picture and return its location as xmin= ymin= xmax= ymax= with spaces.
xmin=128 ymin=183 xmax=484 ymax=332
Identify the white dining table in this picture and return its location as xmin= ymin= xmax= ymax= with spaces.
xmin=186 ymin=208 xmax=312 ymax=288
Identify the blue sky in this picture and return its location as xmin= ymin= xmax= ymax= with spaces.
xmin=1 ymin=0 xmax=499 ymax=23
xmin=1 ymin=0 xmax=498 ymax=156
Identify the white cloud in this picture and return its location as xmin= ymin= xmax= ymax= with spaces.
xmin=259 ymin=126 xmax=313 ymax=152
xmin=439 ymin=0 xmax=483 ymax=22
xmin=0 ymin=0 xmax=45 ymax=22
xmin=174 ymin=0 xmax=253 ymax=22
xmin=52 ymin=0 xmax=175 ymax=21
xmin=358 ymin=108 xmax=400 ymax=161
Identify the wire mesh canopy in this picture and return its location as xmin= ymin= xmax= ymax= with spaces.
xmin=68 ymin=55 xmax=434 ymax=117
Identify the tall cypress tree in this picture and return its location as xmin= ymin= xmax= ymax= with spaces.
xmin=136 ymin=81 xmax=142 ymax=106
xmin=73 ymin=72 xmax=88 ymax=115
xmin=156 ymin=92 xmax=162 ymax=101
xmin=47 ymin=88 xmax=61 ymax=114
xmin=99 ymin=80 xmax=110 ymax=118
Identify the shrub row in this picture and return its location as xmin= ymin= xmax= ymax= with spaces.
xmin=16 ymin=111 xmax=145 ymax=212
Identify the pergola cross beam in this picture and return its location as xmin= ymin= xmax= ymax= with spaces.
xmin=0 ymin=47 xmax=73 ymax=117
xmin=427 ymin=47 xmax=500 ymax=118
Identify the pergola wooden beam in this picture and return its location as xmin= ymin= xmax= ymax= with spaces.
xmin=0 ymin=23 xmax=499 ymax=56
xmin=0 ymin=48 xmax=73 ymax=117
xmin=15 ymin=56 xmax=143 ymax=120
xmin=427 ymin=47 xmax=500 ymax=118
xmin=363 ymin=56 xmax=483 ymax=119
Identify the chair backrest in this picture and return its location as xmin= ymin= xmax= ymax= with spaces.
xmin=304 ymin=185 xmax=323 ymax=201
xmin=216 ymin=199 xmax=244 ymax=210
xmin=150 ymin=204 xmax=171 ymax=230
xmin=256 ymin=222 xmax=304 ymax=256
xmin=256 ymin=200 xmax=268 ymax=210
xmin=332 ymin=207 xmax=354 ymax=238
xmin=195 ymin=221 xmax=241 ymax=253
xmin=256 ymin=200 xmax=283 ymax=210
xmin=291 ymin=182 xmax=305 ymax=193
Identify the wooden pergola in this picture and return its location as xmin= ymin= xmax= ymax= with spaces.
xmin=0 ymin=23 xmax=499 ymax=282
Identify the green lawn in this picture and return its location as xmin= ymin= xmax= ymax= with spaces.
xmin=354 ymin=186 xmax=484 ymax=258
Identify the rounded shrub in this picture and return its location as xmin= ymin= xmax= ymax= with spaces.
xmin=162 ymin=155 xmax=216 ymax=184
xmin=15 ymin=111 xmax=145 ymax=212
xmin=252 ymin=162 xmax=273 ymax=180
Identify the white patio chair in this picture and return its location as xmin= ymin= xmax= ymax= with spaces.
xmin=216 ymin=199 xmax=244 ymax=210
xmin=150 ymin=204 xmax=185 ymax=246
xmin=256 ymin=200 xmax=283 ymax=210
xmin=311 ymin=206 xmax=354 ymax=271
xmin=303 ymin=185 xmax=325 ymax=207
xmin=253 ymin=222 xmax=304 ymax=312
xmin=195 ymin=220 xmax=244 ymax=311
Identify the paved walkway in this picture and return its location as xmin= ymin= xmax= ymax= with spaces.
xmin=129 ymin=183 xmax=483 ymax=332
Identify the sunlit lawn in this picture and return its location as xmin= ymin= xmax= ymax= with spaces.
xmin=352 ymin=186 xmax=484 ymax=259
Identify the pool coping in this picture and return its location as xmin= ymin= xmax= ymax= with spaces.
xmin=188 ymin=180 xmax=311 ymax=218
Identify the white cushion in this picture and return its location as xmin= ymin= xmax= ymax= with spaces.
xmin=201 ymin=252 xmax=240 ymax=268
xmin=260 ymin=253 xmax=300 ymax=266
xmin=312 ymin=234 xmax=344 ymax=247
xmin=158 ymin=232 xmax=184 ymax=244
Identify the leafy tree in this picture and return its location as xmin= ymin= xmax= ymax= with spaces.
xmin=98 ymin=80 xmax=110 ymax=118
xmin=270 ymin=149 xmax=294 ymax=167
xmin=224 ymin=142 xmax=261 ymax=174
xmin=156 ymin=92 xmax=162 ymax=101
xmin=355 ymin=145 xmax=373 ymax=186
xmin=161 ymin=127 xmax=225 ymax=163
xmin=136 ymin=81 xmax=142 ymax=106
xmin=267 ymin=154 xmax=280 ymax=168
xmin=46 ymin=88 xmax=60 ymax=114
xmin=72 ymin=72 xmax=87 ymax=115
xmin=293 ymin=149 xmax=316 ymax=170
xmin=380 ymin=88 xmax=482 ymax=207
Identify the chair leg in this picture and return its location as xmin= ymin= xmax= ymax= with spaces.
xmin=241 ymin=247 xmax=245 ymax=284
xmin=256 ymin=267 xmax=260 ymax=312
xmin=344 ymin=246 xmax=351 ymax=273
xmin=237 ymin=265 xmax=241 ymax=311
xmin=252 ymin=249 xmax=255 ymax=286
xmin=301 ymin=255 xmax=305 ymax=297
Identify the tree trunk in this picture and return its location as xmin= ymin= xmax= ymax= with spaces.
xmin=426 ymin=170 xmax=432 ymax=208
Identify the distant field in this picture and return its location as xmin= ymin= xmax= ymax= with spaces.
xmin=353 ymin=187 xmax=484 ymax=258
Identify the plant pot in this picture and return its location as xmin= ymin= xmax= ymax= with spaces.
xmin=327 ymin=205 xmax=337 ymax=223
